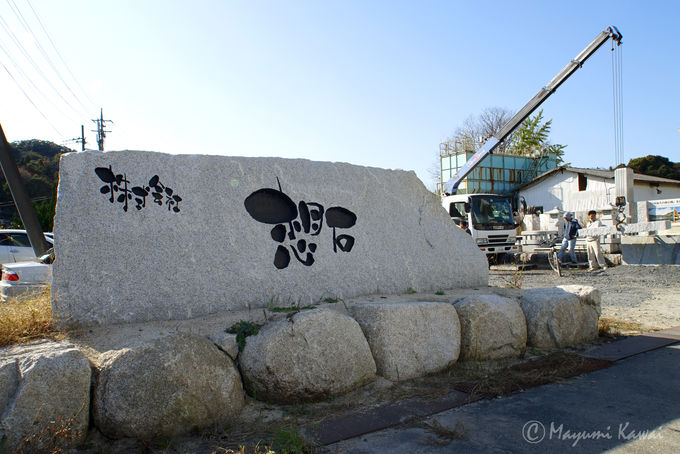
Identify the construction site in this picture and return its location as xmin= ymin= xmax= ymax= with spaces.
xmin=0 ymin=2 xmax=679 ymax=452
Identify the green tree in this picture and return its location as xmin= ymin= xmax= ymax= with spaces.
xmin=10 ymin=197 xmax=56 ymax=231
xmin=444 ymin=107 xmax=514 ymax=153
xmin=508 ymin=109 xmax=566 ymax=162
xmin=1 ymin=140 xmax=67 ymax=228
xmin=431 ymin=107 xmax=514 ymax=187
xmin=627 ymin=155 xmax=680 ymax=180
xmin=34 ymin=198 xmax=56 ymax=231
xmin=10 ymin=139 xmax=71 ymax=160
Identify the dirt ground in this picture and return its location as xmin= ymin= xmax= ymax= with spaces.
xmin=489 ymin=263 xmax=680 ymax=331
xmin=67 ymin=264 xmax=680 ymax=454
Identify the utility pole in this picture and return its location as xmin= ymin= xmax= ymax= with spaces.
xmin=0 ymin=123 xmax=50 ymax=257
xmin=70 ymin=125 xmax=86 ymax=151
xmin=91 ymin=108 xmax=112 ymax=151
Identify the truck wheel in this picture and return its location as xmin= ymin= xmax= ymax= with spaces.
xmin=487 ymin=253 xmax=507 ymax=266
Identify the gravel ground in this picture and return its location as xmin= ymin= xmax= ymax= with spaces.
xmin=489 ymin=264 xmax=680 ymax=331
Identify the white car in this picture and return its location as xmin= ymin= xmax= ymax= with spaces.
xmin=0 ymin=229 xmax=54 ymax=265
xmin=0 ymin=249 xmax=53 ymax=301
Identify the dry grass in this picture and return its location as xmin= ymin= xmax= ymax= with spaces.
xmin=16 ymin=404 xmax=87 ymax=454
xmin=598 ymin=317 xmax=644 ymax=336
xmin=212 ymin=444 xmax=276 ymax=454
xmin=451 ymin=352 xmax=613 ymax=398
xmin=0 ymin=288 xmax=61 ymax=347
xmin=500 ymin=268 xmax=524 ymax=289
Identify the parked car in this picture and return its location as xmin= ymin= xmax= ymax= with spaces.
xmin=0 ymin=248 xmax=53 ymax=301
xmin=0 ymin=229 xmax=54 ymax=265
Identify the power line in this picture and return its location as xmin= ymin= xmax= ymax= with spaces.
xmin=0 ymin=14 xmax=81 ymax=122
xmin=10 ymin=0 xmax=90 ymax=115
xmin=8 ymin=0 xmax=93 ymax=115
xmin=0 ymin=34 xmax=79 ymax=124
xmin=25 ymin=0 xmax=97 ymax=112
xmin=3 ymin=0 xmax=88 ymax=119
xmin=0 ymin=195 xmax=51 ymax=208
xmin=0 ymin=0 xmax=102 ymax=144
xmin=0 ymin=60 xmax=65 ymax=136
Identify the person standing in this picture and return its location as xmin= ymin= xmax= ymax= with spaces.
xmin=586 ymin=210 xmax=608 ymax=271
xmin=557 ymin=212 xmax=581 ymax=263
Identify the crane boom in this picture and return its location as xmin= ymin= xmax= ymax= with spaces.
xmin=443 ymin=26 xmax=622 ymax=195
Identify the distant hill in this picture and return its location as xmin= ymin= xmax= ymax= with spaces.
xmin=627 ymin=155 xmax=680 ymax=181
xmin=0 ymin=140 xmax=71 ymax=204
xmin=0 ymin=140 xmax=73 ymax=229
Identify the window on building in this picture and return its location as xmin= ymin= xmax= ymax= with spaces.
xmin=578 ymin=173 xmax=587 ymax=191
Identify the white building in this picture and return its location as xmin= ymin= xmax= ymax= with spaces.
xmin=517 ymin=165 xmax=680 ymax=221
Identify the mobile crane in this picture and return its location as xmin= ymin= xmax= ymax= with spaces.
xmin=441 ymin=26 xmax=622 ymax=258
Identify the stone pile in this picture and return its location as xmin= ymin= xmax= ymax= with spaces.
xmin=0 ymin=285 xmax=601 ymax=450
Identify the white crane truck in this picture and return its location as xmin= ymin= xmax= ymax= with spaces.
xmin=442 ymin=26 xmax=623 ymax=260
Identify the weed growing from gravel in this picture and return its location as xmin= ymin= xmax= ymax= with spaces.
xmin=271 ymin=427 xmax=314 ymax=454
xmin=321 ymin=297 xmax=342 ymax=304
xmin=500 ymin=267 xmax=524 ymax=289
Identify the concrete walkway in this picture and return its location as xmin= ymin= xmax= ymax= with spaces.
xmin=325 ymin=338 xmax=680 ymax=453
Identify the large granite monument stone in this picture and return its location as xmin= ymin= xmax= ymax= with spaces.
xmin=53 ymin=151 xmax=487 ymax=326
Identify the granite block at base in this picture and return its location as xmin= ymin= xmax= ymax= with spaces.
xmin=53 ymin=151 xmax=488 ymax=326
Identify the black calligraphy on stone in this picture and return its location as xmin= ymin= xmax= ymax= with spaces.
xmin=244 ymin=180 xmax=356 ymax=269
xmin=95 ymin=166 xmax=182 ymax=213
xmin=325 ymin=206 xmax=357 ymax=252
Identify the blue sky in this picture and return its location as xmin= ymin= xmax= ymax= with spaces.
xmin=0 ymin=0 xmax=678 ymax=189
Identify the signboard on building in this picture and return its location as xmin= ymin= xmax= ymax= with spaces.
xmin=648 ymin=198 xmax=680 ymax=222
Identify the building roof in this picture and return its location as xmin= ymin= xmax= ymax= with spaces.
xmin=632 ymin=172 xmax=680 ymax=184
xmin=518 ymin=165 xmax=680 ymax=190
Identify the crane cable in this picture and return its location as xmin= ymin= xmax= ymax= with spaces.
xmin=611 ymin=38 xmax=624 ymax=166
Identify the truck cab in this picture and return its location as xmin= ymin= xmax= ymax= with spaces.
xmin=442 ymin=194 xmax=519 ymax=257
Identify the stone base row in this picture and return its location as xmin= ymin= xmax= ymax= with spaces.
xmin=0 ymin=285 xmax=600 ymax=451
